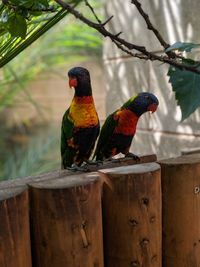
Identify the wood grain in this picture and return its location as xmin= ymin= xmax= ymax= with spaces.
xmin=29 ymin=173 xmax=103 ymax=267
xmin=99 ymin=162 xmax=161 ymax=267
xmin=159 ymin=155 xmax=200 ymax=267
xmin=0 ymin=187 xmax=32 ymax=267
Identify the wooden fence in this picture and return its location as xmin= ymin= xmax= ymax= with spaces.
xmin=0 ymin=153 xmax=200 ymax=266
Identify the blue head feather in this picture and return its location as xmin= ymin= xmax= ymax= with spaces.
xmin=127 ymin=92 xmax=159 ymax=116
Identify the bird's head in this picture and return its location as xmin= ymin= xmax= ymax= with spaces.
xmin=128 ymin=92 xmax=159 ymax=116
xmin=68 ymin=67 xmax=92 ymax=96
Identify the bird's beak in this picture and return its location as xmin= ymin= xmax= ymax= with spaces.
xmin=69 ymin=78 xmax=77 ymax=89
xmin=147 ymin=103 xmax=158 ymax=113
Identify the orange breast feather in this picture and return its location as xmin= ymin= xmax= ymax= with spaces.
xmin=69 ymin=96 xmax=99 ymax=128
xmin=114 ymin=109 xmax=139 ymax=135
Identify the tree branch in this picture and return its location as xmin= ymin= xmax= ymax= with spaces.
xmin=54 ymin=0 xmax=146 ymax=52
xmin=131 ymin=0 xmax=169 ymax=49
xmin=54 ymin=0 xmax=200 ymax=75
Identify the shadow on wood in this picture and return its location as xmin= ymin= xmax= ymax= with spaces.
xmin=0 ymin=186 xmax=32 ymax=267
xmin=99 ymin=162 xmax=161 ymax=267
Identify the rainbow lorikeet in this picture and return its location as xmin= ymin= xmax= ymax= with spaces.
xmin=61 ymin=67 xmax=100 ymax=168
xmin=93 ymin=92 xmax=159 ymax=161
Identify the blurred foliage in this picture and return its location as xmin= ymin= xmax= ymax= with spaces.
xmin=1 ymin=125 xmax=60 ymax=181
xmin=0 ymin=0 xmax=103 ymax=180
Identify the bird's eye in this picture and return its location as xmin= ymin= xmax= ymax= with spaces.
xmin=145 ymin=95 xmax=150 ymax=100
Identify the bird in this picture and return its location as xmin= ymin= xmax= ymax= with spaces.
xmin=61 ymin=66 xmax=100 ymax=169
xmin=93 ymin=92 xmax=159 ymax=161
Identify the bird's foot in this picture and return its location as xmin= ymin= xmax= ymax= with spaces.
xmin=85 ymin=160 xmax=103 ymax=166
xmin=67 ymin=163 xmax=89 ymax=172
xmin=125 ymin=152 xmax=140 ymax=161
xmin=104 ymin=156 xmax=122 ymax=163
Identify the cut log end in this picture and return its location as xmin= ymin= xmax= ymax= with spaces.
xmin=0 ymin=186 xmax=27 ymax=201
xmin=159 ymin=153 xmax=200 ymax=165
xmin=28 ymin=172 xmax=99 ymax=189
xmin=99 ymin=162 xmax=160 ymax=175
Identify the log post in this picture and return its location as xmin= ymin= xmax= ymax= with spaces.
xmin=0 ymin=186 xmax=32 ymax=267
xmin=99 ymin=162 xmax=161 ymax=267
xmin=29 ymin=173 xmax=103 ymax=267
xmin=159 ymin=155 xmax=200 ymax=267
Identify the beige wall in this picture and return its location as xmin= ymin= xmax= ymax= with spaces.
xmin=103 ymin=0 xmax=200 ymax=159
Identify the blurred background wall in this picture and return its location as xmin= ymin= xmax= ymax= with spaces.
xmin=103 ymin=0 xmax=200 ymax=159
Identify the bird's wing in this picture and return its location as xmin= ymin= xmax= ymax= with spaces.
xmin=93 ymin=112 xmax=118 ymax=160
xmin=61 ymin=109 xmax=76 ymax=167
xmin=121 ymin=95 xmax=137 ymax=109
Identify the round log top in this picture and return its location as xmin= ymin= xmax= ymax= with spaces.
xmin=99 ymin=162 xmax=160 ymax=175
xmin=28 ymin=172 xmax=99 ymax=189
xmin=0 ymin=186 xmax=27 ymax=201
xmin=159 ymin=154 xmax=200 ymax=165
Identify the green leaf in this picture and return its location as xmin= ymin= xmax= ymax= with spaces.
xmin=168 ymin=59 xmax=200 ymax=121
xmin=38 ymin=0 xmax=49 ymax=8
xmin=165 ymin=41 xmax=200 ymax=53
xmin=9 ymin=0 xmax=24 ymax=4
xmin=16 ymin=0 xmax=34 ymax=8
xmin=0 ymin=27 xmax=6 ymax=36
xmin=7 ymin=14 xmax=27 ymax=39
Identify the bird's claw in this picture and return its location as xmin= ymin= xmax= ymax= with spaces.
xmin=85 ymin=160 xmax=103 ymax=166
xmin=125 ymin=152 xmax=140 ymax=161
xmin=67 ymin=163 xmax=89 ymax=172
xmin=104 ymin=157 xmax=122 ymax=163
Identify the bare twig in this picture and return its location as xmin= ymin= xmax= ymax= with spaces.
xmin=131 ymin=0 xmax=176 ymax=58
xmin=54 ymin=0 xmax=200 ymax=74
xmin=131 ymin=0 xmax=169 ymax=49
xmin=102 ymin=15 xmax=114 ymax=26
xmin=84 ymin=0 xmax=102 ymax=23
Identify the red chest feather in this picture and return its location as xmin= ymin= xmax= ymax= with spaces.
xmin=114 ymin=109 xmax=139 ymax=135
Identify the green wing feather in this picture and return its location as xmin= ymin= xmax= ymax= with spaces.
xmin=121 ymin=95 xmax=137 ymax=108
xmin=61 ymin=109 xmax=76 ymax=167
xmin=93 ymin=112 xmax=118 ymax=160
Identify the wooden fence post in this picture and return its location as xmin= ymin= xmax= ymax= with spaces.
xmin=29 ymin=173 xmax=104 ymax=267
xmin=0 ymin=186 xmax=32 ymax=267
xmin=99 ymin=162 xmax=161 ymax=267
xmin=159 ymin=155 xmax=200 ymax=267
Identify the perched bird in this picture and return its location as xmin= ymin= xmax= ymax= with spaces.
xmin=93 ymin=92 xmax=159 ymax=161
xmin=61 ymin=67 xmax=100 ymax=169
